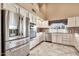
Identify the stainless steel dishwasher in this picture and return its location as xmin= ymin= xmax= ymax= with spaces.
xmin=45 ymin=33 xmax=52 ymax=42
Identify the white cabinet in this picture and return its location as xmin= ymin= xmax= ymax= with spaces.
xmin=42 ymin=21 xmax=49 ymax=28
xmin=52 ymin=34 xmax=57 ymax=43
xmin=69 ymin=34 xmax=74 ymax=45
xmin=30 ymin=33 xmax=43 ymax=49
xmin=32 ymin=15 xmax=36 ymax=24
xmin=74 ymin=34 xmax=79 ymax=51
xmin=37 ymin=19 xmax=49 ymax=28
xmin=6 ymin=43 xmax=29 ymax=56
xmin=56 ymin=34 xmax=62 ymax=43
xmin=37 ymin=19 xmax=42 ymax=27
xmin=75 ymin=17 xmax=79 ymax=27
xmin=62 ymin=34 xmax=70 ymax=45
xmin=51 ymin=33 xmax=74 ymax=45
xmin=75 ymin=37 xmax=79 ymax=51
xmin=62 ymin=34 xmax=74 ymax=45
xmin=20 ymin=8 xmax=28 ymax=17
xmin=68 ymin=16 xmax=79 ymax=27
xmin=29 ymin=13 xmax=36 ymax=24
xmin=3 ymin=3 xmax=17 ymax=13
xmin=68 ymin=17 xmax=76 ymax=27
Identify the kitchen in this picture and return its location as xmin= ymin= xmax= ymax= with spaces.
xmin=0 ymin=3 xmax=79 ymax=56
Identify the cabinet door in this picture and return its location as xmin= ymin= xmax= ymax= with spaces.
xmin=6 ymin=43 xmax=29 ymax=56
xmin=76 ymin=17 xmax=79 ymax=27
xmin=62 ymin=34 xmax=69 ymax=45
xmin=69 ymin=34 xmax=74 ymax=45
xmin=20 ymin=8 xmax=26 ymax=16
xmin=68 ymin=17 xmax=76 ymax=27
xmin=44 ymin=21 xmax=48 ymax=27
xmin=37 ymin=19 xmax=41 ymax=27
xmin=52 ymin=34 xmax=57 ymax=42
xmin=3 ymin=3 xmax=17 ymax=13
xmin=57 ymin=34 xmax=62 ymax=43
xmin=29 ymin=13 xmax=33 ymax=23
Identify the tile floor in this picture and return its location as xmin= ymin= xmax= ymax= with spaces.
xmin=30 ymin=42 xmax=79 ymax=56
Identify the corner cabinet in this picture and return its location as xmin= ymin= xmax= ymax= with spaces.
xmin=68 ymin=17 xmax=76 ymax=27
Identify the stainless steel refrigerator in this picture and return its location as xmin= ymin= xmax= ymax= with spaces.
xmin=1 ymin=9 xmax=30 ymax=56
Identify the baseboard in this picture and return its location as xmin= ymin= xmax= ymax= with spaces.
xmin=45 ymin=41 xmax=52 ymax=43
xmin=51 ymin=42 xmax=74 ymax=47
xmin=27 ymin=53 xmax=30 ymax=56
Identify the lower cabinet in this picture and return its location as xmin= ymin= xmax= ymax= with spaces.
xmin=52 ymin=33 xmax=74 ymax=46
xmin=74 ymin=36 xmax=79 ymax=51
xmin=30 ymin=33 xmax=43 ymax=49
xmin=6 ymin=43 xmax=29 ymax=56
xmin=56 ymin=34 xmax=62 ymax=43
xmin=52 ymin=34 xmax=57 ymax=42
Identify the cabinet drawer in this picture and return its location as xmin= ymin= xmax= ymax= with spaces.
xmin=52 ymin=34 xmax=57 ymax=42
xmin=6 ymin=38 xmax=28 ymax=50
xmin=6 ymin=43 xmax=29 ymax=56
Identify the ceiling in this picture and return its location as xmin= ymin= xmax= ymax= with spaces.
xmin=38 ymin=3 xmax=79 ymax=20
xmin=19 ymin=3 xmax=79 ymax=20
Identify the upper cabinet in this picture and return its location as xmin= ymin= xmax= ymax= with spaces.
xmin=75 ymin=17 xmax=79 ymax=27
xmin=68 ymin=16 xmax=79 ymax=27
xmin=36 ymin=17 xmax=41 ymax=27
xmin=68 ymin=17 xmax=76 ymax=27
xmin=41 ymin=21 xmax=49 ymax=28
xmin=3 ymin=3 xmax=18 ymax=13
xmin=29 ymin=13 xmax=36 ymax=24
xmin=20 ymin=8 xmax=29 ymax=17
